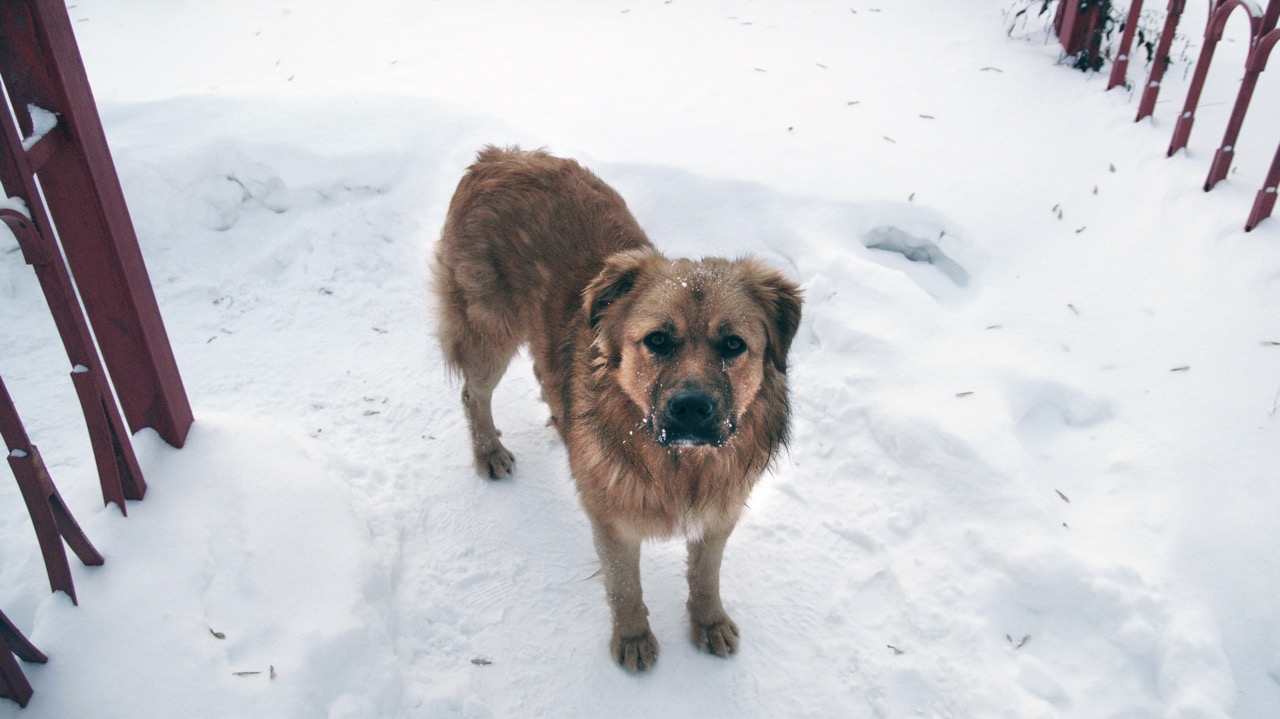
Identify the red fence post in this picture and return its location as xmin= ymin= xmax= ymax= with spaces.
xmin=1245 ymin=27 xmax=1280 ymax=230
xmin=1055 ymin=0 xmax=1108 ymax=66
xmin=1109 ymin=0 xmax=1146 ymax=89
xmin=0 ymin=0 xmax=193 ymax=449
xmin=1137 ymin=0 xmax=1187 ymax=121
xmin=1056 ymin=1 xmax=1083 ymax=54
xmin=0 ymin=187 xmax=145 ymax=512
xmin=1168 ymin=0 xmax=1264 ymax=156
xmin=1 ymin=377 xmax=105 ymax=605
xmin=1205 ymin=14 xmax=1280 ymax=189
xmin=1246 ymin=143 xmax=1280 ymax=230
xmin=0 ymin=608 xmax=46 ymax=708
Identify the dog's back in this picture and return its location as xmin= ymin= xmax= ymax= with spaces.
xmin=434 ymin=147 xmax=648 ymax=352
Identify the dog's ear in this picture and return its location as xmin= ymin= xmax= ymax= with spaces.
xmin=583 ymin=248 xmax=659 ymax=330
xmin=743 ymin=260 xmax=803 ymax=374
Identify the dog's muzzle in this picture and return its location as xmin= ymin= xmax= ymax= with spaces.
xmin=657 ymin=386 xmax=727 ymax=447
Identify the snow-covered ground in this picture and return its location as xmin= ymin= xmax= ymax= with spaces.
xmin=2 ymin=1 xmax=1279 ymax=716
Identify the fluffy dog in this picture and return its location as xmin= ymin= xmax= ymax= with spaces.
xmin=433 ymin=146 xmax=802 ymax=672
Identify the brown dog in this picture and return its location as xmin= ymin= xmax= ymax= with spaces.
xmin=433 ymin=146 xmax=802 ymax=672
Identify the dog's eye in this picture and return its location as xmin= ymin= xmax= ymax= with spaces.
xmin=721 ymin=335 xmax=746 ymax=358
xmin=644 ymin=331 xmax=675 ymax=355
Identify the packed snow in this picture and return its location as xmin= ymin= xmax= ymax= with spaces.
xmin=18 ymin=106 xmax=58 ymax=153
xmin=2 ymin=1 xmax=1279 ymax=716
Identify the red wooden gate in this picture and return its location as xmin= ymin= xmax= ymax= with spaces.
xmin=1 ymin=0 xmax=195 ymax=706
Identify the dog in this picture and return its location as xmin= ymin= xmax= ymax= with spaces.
xmin=432 ymin=146 xmax=802 ymax=672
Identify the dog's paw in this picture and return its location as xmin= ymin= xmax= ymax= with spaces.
xmin=611 ymin=629 xmax=660 ymax=673
xmin=478 ymin=446 xmax=515 ymax=479
xmin=691 ymin=616 xmax=740 ymax=658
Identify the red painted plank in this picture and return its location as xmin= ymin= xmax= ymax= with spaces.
xmin=0 ymin=0 xmax=193 ymax=448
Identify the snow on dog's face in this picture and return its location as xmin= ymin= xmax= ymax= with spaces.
xmin=584 ymin=249 xmax=801 ymax=449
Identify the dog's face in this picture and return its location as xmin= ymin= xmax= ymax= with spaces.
xmin=584 ymin=249 xmax=802 ymax=448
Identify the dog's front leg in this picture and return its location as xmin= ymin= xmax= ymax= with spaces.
xmin=686 ymin=525 xmax=740 ymax=658
xmin=590 ymin=519 xmax=659 ymax=672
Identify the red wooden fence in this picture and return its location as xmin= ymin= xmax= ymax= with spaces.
xmin=1 ymin=0 xmax=194 ymax=706
xmin=1058 ymin=0 xmax=1280 ymax=231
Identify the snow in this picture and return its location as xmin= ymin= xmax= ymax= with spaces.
xmin=1 ymin=0 xmax=1278 ymax=716
xmin=19 ymin=106 xmax=58 ymax=153
xmin=0 ymin=197 xmax=28 ymax=219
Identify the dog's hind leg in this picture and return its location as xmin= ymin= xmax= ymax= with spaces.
xmin=686 ymin=525 xmax=741 ymax=658
xmin=434 ymin=252 xmax=520 ymax=479
xmin=456 ymin=338 xmax=516 ymax=480
xmin=438 ymin=298 xmax=517 ymax=478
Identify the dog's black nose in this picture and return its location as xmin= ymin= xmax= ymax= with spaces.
xmin=662 ymin=388 xmax=719 ymax=445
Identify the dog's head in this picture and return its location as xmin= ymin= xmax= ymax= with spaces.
xmin=583 ymin=248 xmax=802 ymax=448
